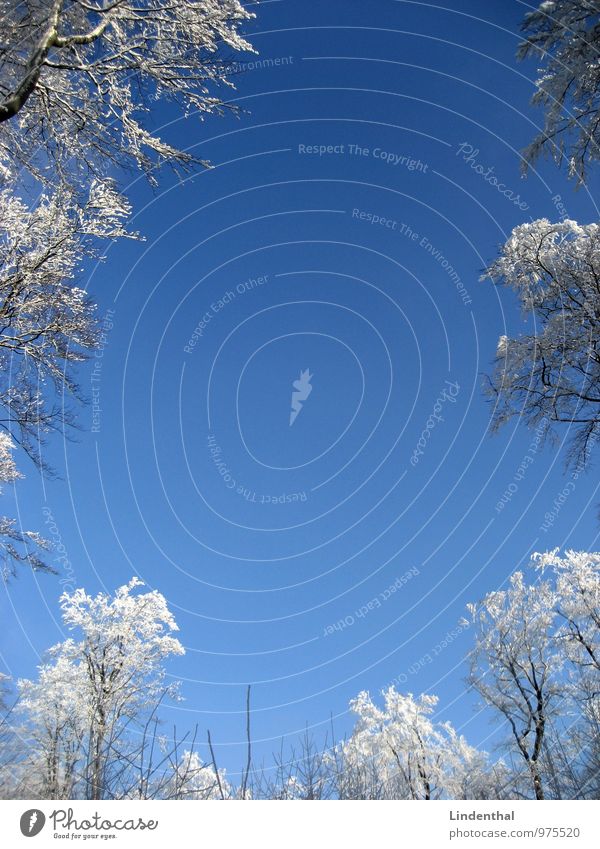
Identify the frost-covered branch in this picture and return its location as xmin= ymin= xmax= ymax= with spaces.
xmin=484 ymin=218 xmax=600 ymax=471
xmin=0 ymin=0 xmax=255 ymax=191
xmin=519 ymin=1 xmax=600 ymax=183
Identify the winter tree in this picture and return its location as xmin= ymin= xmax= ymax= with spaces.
xmin=0 ymin=431 xmax=50 ymax=577
xmin=466 ymin=572 xmax=562 ymax=800
xmin=484 ymin=219 xmax=600 ymax=471
xmin=15 ymin=577 xmax=184 ymax=800
xmin=332 ymin=688 xmax=497 ymax=800
xmin=0 ymin=182 xmax=134 ymax=575
xmin=17 ymin=656 xmax=87 ymax=799
xmin=484 ymin=3 xmax=600 ymax=470
xmin=161 ymin=750 xmax=230 ymax=800
xmin=3 ymin=554 xmax=600 ymax=800
xmin=0 ymin=0 xmax=254 ymax=192
xmin=0 ymin=1 xmax=254 ymax=575
xmin=0 ymin=672 xmax=24 ymax=798
xmin=535 ymin=549 xmax=600 ymax=675
xmin=519 ymin=0 xmax=600 ymax=184
xmin=535 ymin=549 xmax=600 ymax=797
xmin=0 ymin=183 xmax=132 ymax=469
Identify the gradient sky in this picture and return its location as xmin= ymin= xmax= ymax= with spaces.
xmin=3 ymin=0 xmax=600 ymax=781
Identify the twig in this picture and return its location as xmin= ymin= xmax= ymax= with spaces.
xmin=241 ymin=684 xmax=251 ymax=799
xmin=207 ymin=728 xmax=225 ymax=800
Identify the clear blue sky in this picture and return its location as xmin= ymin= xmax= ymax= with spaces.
xmin=3 ymin=0 xmax=600 ymax=780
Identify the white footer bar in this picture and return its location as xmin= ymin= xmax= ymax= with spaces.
xmin=1 ymin=799 xmax=598 ymax=847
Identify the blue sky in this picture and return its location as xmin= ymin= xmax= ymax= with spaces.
xmin=3 ymin=0 xmax=600 ymax=779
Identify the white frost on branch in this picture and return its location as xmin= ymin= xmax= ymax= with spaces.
xmin=484 ymin=217 xmax=600 ymax=469
xmin=0 ymin=2 xmax=255 ymax=574
xmin=0 ymin=0 xmax=256 ymax=190
xmin=519 ymin=1 xmax=600 ymax=183
xmin=16 ymin=577 xmax=184 ymax=799
xmin=332 ymin=688 xmax=501 ymax=800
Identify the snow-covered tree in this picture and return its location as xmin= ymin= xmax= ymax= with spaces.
xmin=0 ymin=1 xmax=254 ymax=575
xmin=0 ymin=0 xmax=254 ymax=193
xmin=484 ymin=219 xmax=600 ymax=471
xmin=0 ymin=673 xmax=24 ymax=798
xmin=332 ymin=688 xmax=497 ymax=800
xmin=0 ymin=182 xmax=132 ymax=470
xmin=534 ymin=549 xmax=600 ymax=797
xmin=0 ymin=181 xmax=135 ymax=577
xmin=466 ymin=572 xmax=562 ymax=800
xmin=535 ymin=549 xmax=600 ymax=674
xmin=0 ymin=431 xmax=50 ymax=577
xmin=484 ymin=4 xmax=600 ymax=473
xmin=18 ymin=656 xmax=86 ymax=799
xmin=16 ymin=577 xmax=184 ymax=800
xmin=519 ymin=1 xmax=600 ymax=184
xmin=161 ymin=750 xmax=230 ymax=800
xmin=3 ymin=555 xmax=600 ymax=801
